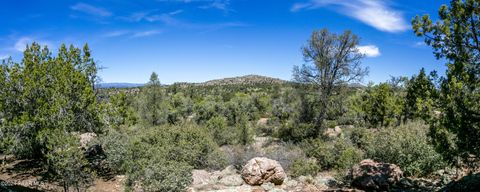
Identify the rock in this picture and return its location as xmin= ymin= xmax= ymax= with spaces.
xmin=261 ymin=182 xmax=274 ymax=191
xmin=314 ymin=175 xmax=337 ymax=189
xmin=241 ymin=157 xmax=286 ymax=185
xmin=324 ymin=126 xmax=342 ymax=137
xmin=79 ymin=132 xmax=97 ymax=149
xmin=284 ymin=178 xmax=298 ymax=188
xmin=220 ymin=165 xmax=237 ymax=176
xmin=192 ymin=170 xmax=212 ymax=186
xmin=219 ymin=174 xmax=244 ymax=186
xmin=257 ymin=118 xmax=269 ymax=126
xmin=350 ymin=159 xmax=403 ymax=191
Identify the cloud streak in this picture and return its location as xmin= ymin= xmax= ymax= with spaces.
xmin=132 ymin=30 xmax=163 ymax=38
xmin=199 ymin=0 xmax=231 ymax=12
xmin=357 ymin=45 xmax=380 ymax=58
xmin=291 ymin=0 xmax=409 ymax=33
xmin=13 ymin=37 xmax=52 ymax=52
xmin=71 ymin=3 xmax=112 ymax=17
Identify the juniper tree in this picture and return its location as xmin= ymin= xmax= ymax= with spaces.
xmin=413 ymin=0 xmax=480 ymax=163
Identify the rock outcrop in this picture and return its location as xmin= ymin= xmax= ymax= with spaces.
xmin=350 ymin=159 xmax=403 ymax=191
xmin=241 ymin=157 xmax=286 ymax=185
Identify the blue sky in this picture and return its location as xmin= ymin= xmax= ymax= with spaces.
xmin=0 ymin=0 xmax=448 ymax=84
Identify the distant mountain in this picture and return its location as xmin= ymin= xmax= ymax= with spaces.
xmin=196 ymin=75 xmax=287 ymax=86
xmin=97 ymin=83 xmax=144 ymax=89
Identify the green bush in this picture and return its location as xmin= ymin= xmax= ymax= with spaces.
xmin=277 ymin=122 xmax=316 ymax=143
xmin=125 ymin=157 xmax=192 ymax=192
xmin=38 ymin=129 xmax=95 ymax=191
xmin=366 ymin=121 xmax=446 ymax=176
xmin=206 ymin=116 xmax=236 ymax=146
xmin=97 ymin=129 xmax=129 ymax=174
xmin=290 ymin=157 xmax=321 ymax=177
xmin=302 ymin=139 xmax=335 ymax=169
xmin=335 ymin=145 xmax=363 ymax=170
xmin=348 ymin=127 xmax=374 ymax=151
xmin=302 ymin=138 xmax=363 ymax=171
xmin=124 ymin=123 xmax=226 ymax=191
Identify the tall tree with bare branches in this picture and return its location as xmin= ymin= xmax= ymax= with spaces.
xmin=293 ymin=29 xmax=368 ymax=137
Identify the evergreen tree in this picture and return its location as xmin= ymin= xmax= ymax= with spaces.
xmin=403 ymin=68 xmax=439 ymax=122
xmin=138 ymin=72 xmax=167 ymax=126
xmin=413 ymin=0 xmax=480 ymax=163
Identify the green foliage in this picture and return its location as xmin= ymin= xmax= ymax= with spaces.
xmin=126 ymin=158 xmax=192 ymax=192
xmin=38 ymin=129 xmax=95 ymax=191
xmin=101 ymin=92 xmax=137 ymax=128
xmin=0 ymin=43 xmax=101 ymax=159
xmin=403 ymin=68 xmax=439 ymax=122
xmin=277 ymin=122 xmax=316 ymax=143
xmin=123 ymin=124 xmax=226 ymax=191
xmin=137 ymin=72 xmax=169 ymax=126
xmin=290 ymin=157 xmax=321 ymax=177
xmin=206 ymin=116 xmax=235 ymax=146
xmin=236 ymin=113 xmax=254 ymax=145
xmin=348 ymin=127 xmax=374 ymax=151
xmin=366 ymin=122 xmax=446 ymax=177
xmin=413 ymin=0 xmax=480 ymax=164
xmin=97 ymin=129 xmax=129 ymax=174
xmin=293 ymin=29 xmax=368 ymax=136
xmin=168 ymin=92 xmax=194 ymax=124
xmin=302 ymin=138 xmax=363 ymax=171
xmin=361 ymin=83 xmax=403 ymax=127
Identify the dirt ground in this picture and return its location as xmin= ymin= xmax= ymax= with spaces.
xmin=0 ymin=154 xmax=125 ymax=192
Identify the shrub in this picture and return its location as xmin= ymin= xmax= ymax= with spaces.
xmin=38 ymin=129 xmax=95 ymax=191
xmin=366 ymin=121 xmax=446 ymax=176
xmin=302 ymin=138 xmax=364 ymax=171
xmin=277 ymin=122 xmax=316 ymax=143
xmin=348 ymin=127 xmax=374 ymax=151
xmin=124 ymin=123 xmax=226 ymax=191
xmin=126 ymin=157 xmax=192 ymax=192
xmin=206 ymin=116 xmax=236 ymax=146
xmin=290 ymin=157 xmax=321 ymax=177
xmin=96 ymin=129 xmax=129 ymax=174
xmin=264 ymin=141 xmax=306 ymax=172
xmin=335 ymin=145 xmax=363 ymax=170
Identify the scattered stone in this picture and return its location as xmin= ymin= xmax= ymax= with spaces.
xmin=324 ymin=126 xmax=342 ymax=137
xmin=350 ymin=159 xmax=403 ymax=191
xmin=192 ymin=170 xmax=213 ymax=186
xmin=241 ymin=157 xmax=286 ymax=185
xmin=219 ymin=174 xmax=244 ymax=186
xmin=257 ymin=118 xmax=269 ymax=126
xmin=261 ymin=182 xmax=275 ymax=191
xmin=79 ymin=132 xmax=97 ymax=149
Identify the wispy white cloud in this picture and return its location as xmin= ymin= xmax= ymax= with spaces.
xmin=13 ymin=37 xmax=52 ymax=52
xmin=413 ymin=41 xmax=426 ymax=48
xmin=0 ymin=55 xmax=9 ymax=60
xmin=291 ymin=0 xmax=409 ymax=33
xmin=104 ymin=30 xmax=131 ymax=37
xmin=121 ymin=9 xmax=184 ymax=24
xmin=199 ymin=0 xmax=231 ymax=12
xmin=71 ymin=3 xmax=112 ymax=17
xmin=357 ymin=45 xmax=380 ymax=58
xmin=125 ymin=9 xmax=245 ymax=31
xmin=14 ymin=37 xmax=32 ymax=52
xmin=132 ymin=30 xmax=163 ymax=38
xmin=103 ymin=29 xmax=163 ymax=38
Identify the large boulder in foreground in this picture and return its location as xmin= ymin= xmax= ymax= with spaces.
xmin=350 ymin=159 xmax=403 ymax=191
xmin=241 ymin=157 xmax=286 ymax=185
